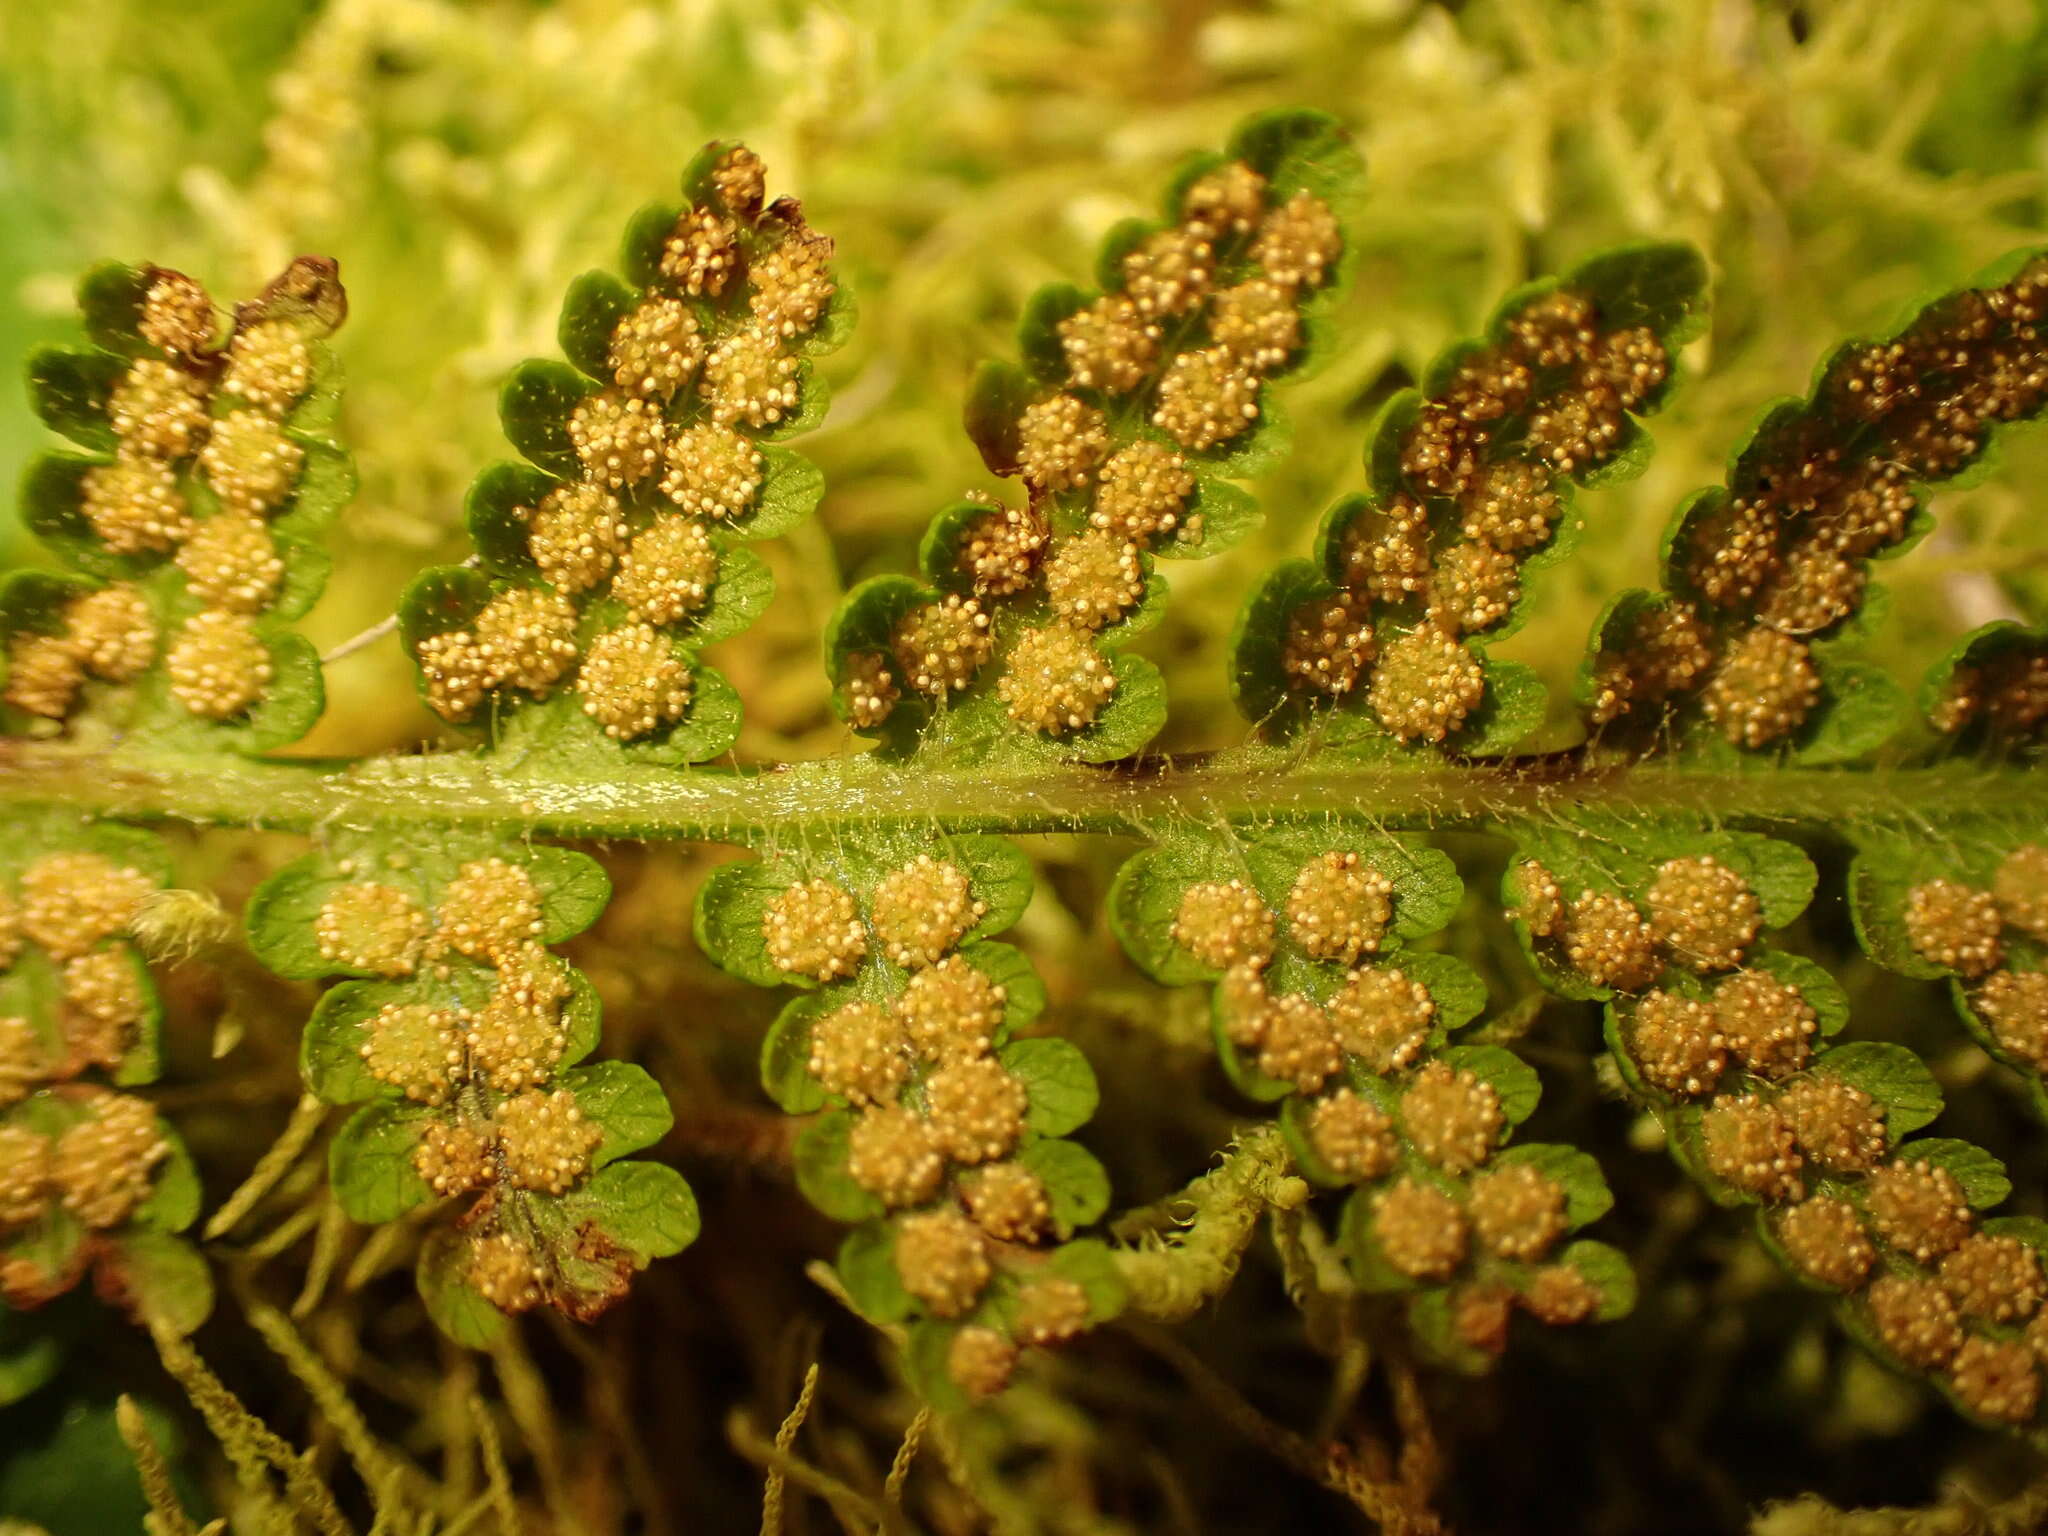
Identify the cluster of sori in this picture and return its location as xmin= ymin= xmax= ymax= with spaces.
xmin=0 ymin=825 xmax=204 ymax=1326
xmin=6 ymin=260 xmax=347 ymax=739
xmin=1263 ymin=247 xmax=1701 ymax=747
xmin=248 ymin=834 xmax=692 ymax=1335
xmin=1114 ymin=831 xmax=1627 ymax=1367
xmin=1870 ymin=839 xmax=2048 ymax=1110
xmin=697 ymin=840 xmax=1120 ymax=1404
xmin=1516 ymin=829 xmax=2048 ymax=1426
xmin=407 ymin=142 xmax=838 ymax=755
xmin=1927 ymin=624 xmax=2048 ymax=744
xmin=1591 ymin=253 xmax=2048 ymax=749
xmin=828 ymin=112 xmax=1357 ymax=757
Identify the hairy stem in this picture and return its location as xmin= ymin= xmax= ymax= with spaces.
xmin=0 ymin=741 xmax=2036 ymax=842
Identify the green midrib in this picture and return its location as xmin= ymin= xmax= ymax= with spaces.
xmin=0 ymin=741 xmax=2035 ymax=842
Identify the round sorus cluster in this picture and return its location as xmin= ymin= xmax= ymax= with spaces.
xmin=749 ymin=223 xmax=837 ymax=340
xmin=1170 ymin=879 xmax=1276 ymax=971
xmin=1092 ymin=441 xmax=1193 ymax=543
xmin=660 ymin=205 xmax=738 ymax=297
xmin=1903 ymin=878 xmax=2005 ymax=978
xmin=470 ymin=587 xmax=581 ymax=697
xmin=998 ymin=624 xmax=1118 ymax=735
xmin=6 ymin=632 xmax=90 ymax=719
xmin=1014 ymin=1276 xmax=1093 ymax=1348
xmin=568 ymin=392 xmax=664 ymax=489
xmin=108 ymin=360 xmax=210 ymax=460
xmin=1281 ymin=591 xmax=1376 ymax=697
xmin=138 ymin=271 xmax=217 ymax=358
xmin=315 ymin=882 xmax=429 ymax=976
xmin=703 ymin=324 xmax=801 ymax=428
xmin=1304 ymin=1088 xmax=1398 ymax=1180
xmin=1430 ymin=542 xmax=1520 ymax=635
xmin=891 ymin=595 xmax=993 ymax=697
xmin=20 ymin=852 xmax=155 ymax=962
xmin=1646 ymin=856 xmax=1760 ymax=973
xmin=807 ymin=1001 xmax=911 ymax=1106
xmin=892 ymin=955 xmax=1007 ymax=1063
xmin=1337 ymin=497 xmax=1430 ymax=605
xmin=1585 ymin=601 xmax=1712 ymax=727
xmin=961 ymin=1161 xmax=1052 ymax=1243
xmin=1121 ymin=227 xmax=1215 ymax=320
xmin=527 ymin=484 xmax=624 ymax=595
xmin=1366 ymin=625 xmax=1485 ymax=744
xmin=762 ymin=877 xmax=866 ymax=981
xmin=1507 ymin=861 xmax=1566 ymax=939
xmin=1778 ymin=1077 xmax=1885 ymax=1173
xmin=52 ymin=1091 xmax=167 ymax=1228
xmin=0 ymin=1122 xmax=52 ymax=1228
xmin=924 ymin=1055 xmax=1029 ymax=1165
xmin=1327 ymin=965 xmax=1435 ymax=1073
xmin=177 ymin=513 xmax=285 ymax=613
xmin=64 ymin=590 xmax=156 ymax=683
xmin=1772 ymin=1196 xmax=1876 ymax=1290
xmin=1521 ymin=1264 xmax=1601 ymax=1326
xmin=361 ymin=1002 xmax=461 ymax=1104
xmin=61 ymin=950 xmax=146 ymax=1069
xmin=1251 ymin=992 xmax=1343 ymax=1094
xmin=1469 ymin=1163 xmax=1568 ymax=1261
xmin=1400 ymin=1062 xmax=1504 ymax=1173
xmin=1152 ymin=346 xmax=1261 ymax=452
xmin=1701 ymin=627 xmax=1821 ymax=748
xmin=465 ymin=952 xmax=573 ymax=1093
xmin=1209 ymin=278 xmax=1302 ymax=373
xmin=1460 ymin=462 xmax=1561 ymax=551
xmin=467 ymin=1232 xmax=546 ymax=1314
xmin=198 ymin=412 xmax=305 ymax=516
xmin=1938 ymin=1232 xmax=2044 ymax=1324
xmin=165 ymin=610 xmax=273 ymax=719
xmin=1057 ymin=296 xmax=1159 ymax=395
xmin=1284 ymin=851 xmax=1393 ymax=965
xmin=841 ymin=651 xmax=900 ymax=729
xmin=1251 ymin=191 xmax=1342 ymax=289
xmin=1017 ymin=394 xmax=1108 ymax=492
xmin=609 ymin=296 xmax=703 ymax=399
xmin=955 ymin=502 xmax=1046 ymax=598
xmin=79 ymin=456 xmax=190 ymax=555
xmin=612 ymin=519 xmax=719 ymax=626
xmin=1712 ymin=969 xmax=1818 ymax=1080
xmin=221 ymin=318 xmax=314 ymax=415
xmin=847 ymin=1105 xmax=946 ymax=1208
xmin=892 ymin=1207 xmax=991 ymax=1318
xmin=1949 ymin=1336 xmax=2041 ymax=1424
xmin=1372 ymin=1176 xmax=1468 ymax=1281
xmin=659 ymin=424 xmax=762 ymax=522
xmin=1043 ymin=532 xmax=1144 ymax=631
xmin=436 ymin=858 xmax=544 ymax=963
xmin=494 ymin=1089 xmax=602 ymax=1195
xmin=1975 ymin=968 xmax=2048 ymax=1069
xmin=575 ymin=623 xmax=692 ymax=740
xmin=1560 ymin=890 xmax=1660 ymax=994
xmin=870 ymin=856 xmax=984 ymax=969
xmin=1867 ymin=1273 xmax=1964 ymax=1370
xmin=947 ymin=1326 xmax=1019 ymax=1401
xmin=413 ymin=1120 xmax=493 ymax=1197
xmin=1626 ymin=991 xmax=1725 ymax=1098
xmin=1700 ymin=1093 xmax=1804 ymax=1202
xmin=1863 ymin=1159 xmax=1973 ymax=1263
